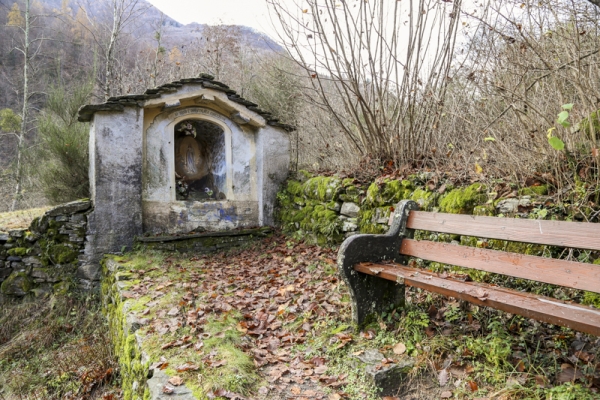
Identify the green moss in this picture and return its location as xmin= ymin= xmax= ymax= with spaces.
xmin=297 ymin=169 xmax=313 ymax=182
xmin=518 ymin=185 xmax=548 ymax=196
xmin=358 ymin=209 xmax=387 ymax=234
xmin=473 ymin=205 xmax=495 ymax=216
xmin=439 ymin=184 xmax=486 ymax=214
xmin=410 ymin=189 xmax=436 ymax=211
xmin=1 ymin=272 xmax=34 ymax=295
xmin=53 ymin=281 xmax=71 ymax=295
xmin=286 ymin=180 xmax=303 ymax=196
xmin=342 ymin=178 xmax=355 ymax=187
xmin=303 ymin=176 xmax=342 ymax=201
xmin=44 ymin=244 xmax=79 ymax=265
xmin=7 ymin=247 xmax=28 ymax=256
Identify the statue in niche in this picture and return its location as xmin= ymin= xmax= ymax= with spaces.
xmin=174 ymin=119 xmax=226 ymax=201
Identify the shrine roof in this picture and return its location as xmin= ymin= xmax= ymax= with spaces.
xmin=77 ymin=73 xmax=295 ymax=132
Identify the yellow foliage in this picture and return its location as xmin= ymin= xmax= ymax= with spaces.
xmin=7 ymin=3 xmax=24 ymax=28
xmin=169 ymin=47 xmax=183 ymax=63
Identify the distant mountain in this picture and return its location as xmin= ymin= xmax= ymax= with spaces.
xmin=38 ymin=0 xmax=282 ymax=52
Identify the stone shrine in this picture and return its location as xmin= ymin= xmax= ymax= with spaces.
xmin=78 ymin=75 xmax=292 ymax=277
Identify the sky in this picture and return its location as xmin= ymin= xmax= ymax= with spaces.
xmin=146 ymin=0 xmax=278 ymax=38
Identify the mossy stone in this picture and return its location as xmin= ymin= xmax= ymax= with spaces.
xmin=439 ymin=183 xmax=486 ymax=214
xmin=286 ymin=180 xmax=303 ymax=196
xmin=473 ymin=205 xmax=495 ymax=216
xmin=303 ymin=176 xmax=342 ymax=201
xmin=518 ymin=185 xmax=548 ymax=196
xmin=8 ymin=247 xmax=28 ymax=257
xmin=1 ymin=271 xmax=34 ymax=296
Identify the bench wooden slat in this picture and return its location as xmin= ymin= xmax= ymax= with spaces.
xmin=400 ymin=239 xmax=600 ymax=293
xmin=407 ymin=211 xmax=600 ymax=251
xmin=355 ymin=262 xmax=600 ymax=336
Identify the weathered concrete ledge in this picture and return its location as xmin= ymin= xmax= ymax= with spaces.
xmin=135 ymin=226 xmax=271 ymax=252
xmin=102 ymin=257 xmax=197 ymax=400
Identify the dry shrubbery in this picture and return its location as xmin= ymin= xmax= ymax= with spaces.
xmin=0 ymin=295 xmax=119 ymax=399
xmin=265 ymin=0 xmax=600 ymax=195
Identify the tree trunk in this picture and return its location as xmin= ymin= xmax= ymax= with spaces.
xmin=11 ymin=0 xmax=30 ymax=211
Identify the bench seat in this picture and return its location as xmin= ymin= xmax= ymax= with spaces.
xmin=355 ymin=261 xmax=600 ymax=336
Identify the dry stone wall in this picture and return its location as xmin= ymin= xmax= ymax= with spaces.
xmin=276 ymin=170 xmax=557 ymax=245
xmin=0 ymin=200 xmax=92 ymax=301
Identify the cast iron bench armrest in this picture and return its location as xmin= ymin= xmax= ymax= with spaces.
xmin=336 ymin=200 xmax=418 ymax=324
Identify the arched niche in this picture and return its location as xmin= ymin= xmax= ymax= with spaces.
xmin=142 ymin=106 xmax=259 ymax=234
xmin=174 ymin=119 xmax=227 ymax=201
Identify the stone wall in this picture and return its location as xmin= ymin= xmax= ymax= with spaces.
xmin=0 ymin=200 xmax=92 ymax=301
xmin=277 ymin=171 xmax=555 ymax=245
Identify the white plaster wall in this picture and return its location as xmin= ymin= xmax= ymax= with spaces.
xmin=256 ymin=125 xmax=291 ymax=226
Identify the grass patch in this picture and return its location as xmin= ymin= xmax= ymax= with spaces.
xmin=0 ymin=206 xmax=50 ymax=233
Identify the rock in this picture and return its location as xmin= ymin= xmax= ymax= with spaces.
xmin=0 ymin=233 xmax=8 ymax=242
xmin=0 ymin=271 xmax=34 ymax=296
xmin=45 ymin=199 xmax=91 ymax=217
xmin=496 ymin=197 xmax=531 ymax=214
xmin=0 ymin=268 xmax=12 ymax=280
xmin=342 ymin=218 xmax=358 ymax=232
xmin=70 ymin=213 xmax=87 ymax=223
xmin=340 ymin=202 xmax=360 ymax=218
xmin=53 ymin=281 xmax=71 ymax=295
xmin=8 ymin=230 xmax=24 ymax=238
xmin=31 ymin=284 xmax=53 ymax=298
xmin=22 ymin=257 xmax=42 ymax=266
xmin=77 ymin=264 xmax=101 ymax=281
xmin=355 ymin=349 xmax=415 ymax=396
xmin=147 ymin=368 xmax=196 ymax=400
xmin=356 ymin=349 xmax=384 ymax=364
xmin=31 ymin=267 xmax=62 ymax=283
xmin=7 ymin=256 xmax=22 ymax=262
xmin=327 ymin=202 xmax=342 ymax=212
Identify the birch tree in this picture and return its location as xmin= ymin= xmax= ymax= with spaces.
xmin=6 ymin=0 xmax=33 ymax=210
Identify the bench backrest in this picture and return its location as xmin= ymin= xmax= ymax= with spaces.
xmin=401 ymin=211 xmax=600 ymax=294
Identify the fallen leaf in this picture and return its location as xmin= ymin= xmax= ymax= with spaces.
xmin=557 ymin=364 xmax=584 ymax=383
xmin=176 ymin=363 xmax=200 ymax=372
xmin=315 ymin=365 xmax=328 ymax=374
xmin=168 ymin=376 xmax=184 ymax=386
xmin=393 ymin=342 xmax=406 ymax=355
xmin=162 ymin=384 xmax=174 ymax=394
xmin=440 ymin=391 xmax=452 ymax=399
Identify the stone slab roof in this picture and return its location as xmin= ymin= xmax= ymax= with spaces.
xmin=77 ymin=73 xmax=295 ymax=132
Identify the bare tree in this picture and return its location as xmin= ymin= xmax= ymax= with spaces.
xmin=5 ymin=0 xmax=42 ymax=210
xmin=268 ymin=0 xmax=462 ymax=164
xmin=76 ymin=0 xmax=149 ymax=100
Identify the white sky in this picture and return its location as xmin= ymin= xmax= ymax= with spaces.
xmin=146 ymin=0 xmax=278 ymax=38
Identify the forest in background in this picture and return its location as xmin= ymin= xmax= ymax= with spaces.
xmin=0 ymin=0 xmax=599 ymax=217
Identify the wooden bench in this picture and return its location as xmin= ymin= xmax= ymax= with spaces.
xmin=337 ymin=200 xmax=600 ymax=336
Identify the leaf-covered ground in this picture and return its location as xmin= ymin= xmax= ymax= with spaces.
xmin=112 ymin=234 xmax=600 ymax=399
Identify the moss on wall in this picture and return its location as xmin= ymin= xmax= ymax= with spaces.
xmin=439 ymin=184 xmax=486 ymax=214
